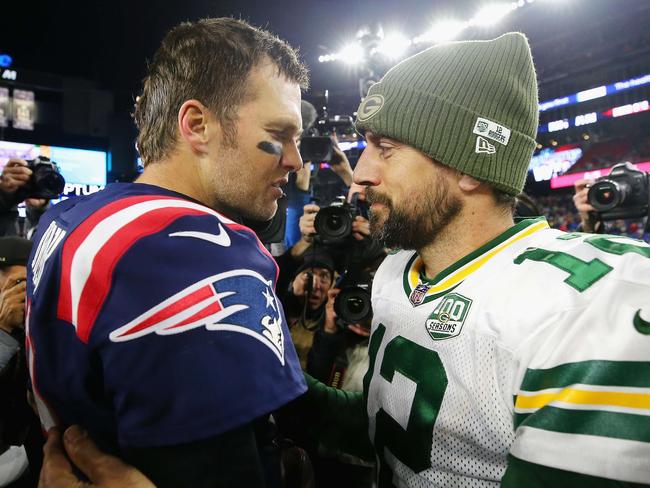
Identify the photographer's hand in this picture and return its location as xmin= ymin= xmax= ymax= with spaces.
xmin=26 ymin=198 xmax=49 ymax=209
xmin=290 ymin=203 xmax=320 ymax=259
xmin=39 ymin=426 xmax=154 ymax=488
xmin=291 ymin=271 xmax=311 ymax=298
xmin=347 ymin=185 xmax=371 ymax=241
xmin=573 ymin=178 xmax=598 ymax=233
xmin=0 ymin=159 xmax=32 ymax=194
xmin=323 ymin=288 xmax=340 ymax=334
xmin=0 ymin=270 xmax=27 ymax=334
xmin=298 ymin=203 xmax=320 ymax=244
xmin=351 ymin=216 xmax=371 ymax=241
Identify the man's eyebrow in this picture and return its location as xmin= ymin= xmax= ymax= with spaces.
xmin=367 ymin=132 xmax=394 ymax=143
xmin=266 ymin=120 xmax=302 ymax=136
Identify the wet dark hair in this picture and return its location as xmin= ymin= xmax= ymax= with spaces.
xmin=134 ymin=17 xmax=309 ymax=164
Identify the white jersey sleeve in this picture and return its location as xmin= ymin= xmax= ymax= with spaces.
xmin=508 ymin=232 xmax=650 ymax=484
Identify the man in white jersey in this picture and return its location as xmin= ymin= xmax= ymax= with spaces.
xmin=350 ymin=32 xmax=650 ymax=486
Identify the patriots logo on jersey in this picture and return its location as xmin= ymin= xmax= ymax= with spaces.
xmin=109 ymin=269 xmax=286 ymax=365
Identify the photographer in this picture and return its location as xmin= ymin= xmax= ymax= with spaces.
xmin=302 ymin=285 xmax=375 ymax=488
xmin=0 ymin=159 xmax=52 ymax=238
xmin=276 ymin=199 xmax=369 ymax=305
xmin=573 ymin=173 xmax=648 ymax=239
xmin=0 ymin=237 xmax=42 ymax=487
xmin=283 ymin=248 xmax=336 ymax=369
xmin=279 ymin=185 xmax=379 ymax=488
xmin=306 ymin=288 xmax=371 ymax=390
xmin=285 ymin=99 xmax=354 ymax=250
xmin=304 ymin=188 xmax=379 ymax=388
xmin=573 ymin=178 xmax=605 ymax=233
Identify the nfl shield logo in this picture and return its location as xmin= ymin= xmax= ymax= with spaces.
xmin=409 ymin=283 xmax=430 ymax=306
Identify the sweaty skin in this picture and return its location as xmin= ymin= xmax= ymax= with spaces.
xmin=257 ymin=141 xmax=283 ymax=156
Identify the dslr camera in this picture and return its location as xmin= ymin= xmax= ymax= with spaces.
xmin=15 ymin=156 xmax=66 ymax=200
xmin=299 ymin=90 xmax=354 ymax=163
xmin=587 ymin=162 xmax=649 ymax=220
xmin=314 ymin=193 xmax=369 ymax=246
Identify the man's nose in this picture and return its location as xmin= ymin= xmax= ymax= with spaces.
xmin=353 ymin=148 xmax=381 ymax=187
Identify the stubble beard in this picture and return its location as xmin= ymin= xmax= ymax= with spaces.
xmin=367 ymin=185 xmax=462 ymax=250
xmin=206 ymin=143 xmax=279 ymax=222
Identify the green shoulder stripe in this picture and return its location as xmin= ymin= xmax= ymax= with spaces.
xmin=514 ymin=406 xmax=650 ymax=442
xmin=520 ymin=360 xmax=650 ymax=392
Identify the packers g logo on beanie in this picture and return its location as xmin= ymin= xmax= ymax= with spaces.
xmin=357 ymin=94 xmax=385 ymax=122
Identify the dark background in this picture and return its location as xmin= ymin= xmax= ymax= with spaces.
xmin=3 ymin=0 xmax=647 ymax=113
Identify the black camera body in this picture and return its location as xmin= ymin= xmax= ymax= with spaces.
xmin=314 ymin=194 xmax=369 ymax=246
xmin=15 ymin=156 xmax=66 ymax=200
xmin=314 ymin=114 xmax=355 ymax=135
xmin=300 ymin=136 xmax=334 ymax=163
xmin=299 ymin=90 xmax=354 ymax=163
xmin=334 ymin=268 xmax=373 ymax=325
xmin=587 ymin=162 xmax=649 ymax=221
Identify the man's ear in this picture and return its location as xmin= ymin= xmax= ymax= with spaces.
xmin=178 ymin=100 xmax=217 ymax=155
xmin=457 ymin=173 xmax=482 ymax=193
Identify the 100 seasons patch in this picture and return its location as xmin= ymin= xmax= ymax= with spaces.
xmin=425 ymin=293 xmax=473 ymax=341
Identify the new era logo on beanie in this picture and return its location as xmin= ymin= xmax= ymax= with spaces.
xmin=475 ymin=136 xmax=496 ymax=155
xmin=354 ymin=32 xmax=539 ymax=195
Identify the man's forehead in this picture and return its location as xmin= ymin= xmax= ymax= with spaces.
xmin=242 ymin=65 xmax=302 ymax=131
xmin=302 ymin=266 xmax=332 ymax=275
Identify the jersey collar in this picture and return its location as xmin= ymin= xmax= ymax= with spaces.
xmin=402 ymin=217 xmax=549 ymax=305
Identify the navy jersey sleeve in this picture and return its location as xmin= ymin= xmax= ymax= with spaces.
xmin=76 ymin=211 xmax=305 ymax=447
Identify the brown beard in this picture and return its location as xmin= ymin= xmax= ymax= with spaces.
xmin=366 ymin=184 xmax=461 ymax=250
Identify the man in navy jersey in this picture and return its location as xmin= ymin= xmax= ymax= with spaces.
xmin=27 ymin=18 xmax=308 ymax=487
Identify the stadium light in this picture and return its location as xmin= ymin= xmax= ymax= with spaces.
xmin=470 ymin=3 xmax=516 ymax=27
xmin=319 ymin=0 xmax=538 ymax=65
xmin=339 ymin=43 xmax=365 ymax=65
xmin=421 ymin=20 xmax=467 ymax=43
xmin=377 ymin=32 xmax=412 ymax=59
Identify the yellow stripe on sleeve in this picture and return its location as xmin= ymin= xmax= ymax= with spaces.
xmin=516 ymin=388 xmax=650 ymax=411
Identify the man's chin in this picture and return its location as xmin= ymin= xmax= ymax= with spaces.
xmin=242 ymin=202 xmax=278 ymax=223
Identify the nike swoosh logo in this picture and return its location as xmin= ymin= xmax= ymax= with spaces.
xmin=169 ymin=225 xmax=231 ymax=247
xmin=633 ymin=309 xmax=650 ymax=335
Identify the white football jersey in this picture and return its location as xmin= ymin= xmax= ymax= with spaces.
xmin=365 ymin=218 xmax=650 ymax=487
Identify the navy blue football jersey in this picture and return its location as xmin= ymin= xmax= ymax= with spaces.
xmin=26 ymin=183 xmax=306 ymax=447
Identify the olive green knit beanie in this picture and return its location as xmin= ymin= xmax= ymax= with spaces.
xmin=355 ymin=32 xmax=538 ymax=195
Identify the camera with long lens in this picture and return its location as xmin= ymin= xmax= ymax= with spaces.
xmin=299 ymin=90 xmax=354 ymax=163
xmin=334 ymin=269 xmax=373 ymax=325
xmin=15 ymin=156 xmax=66 ymax=200
xmin=314 ymin=193 xmax=369 ymax=246
xmin=587 ymin=162 xmax=649 ymax=220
